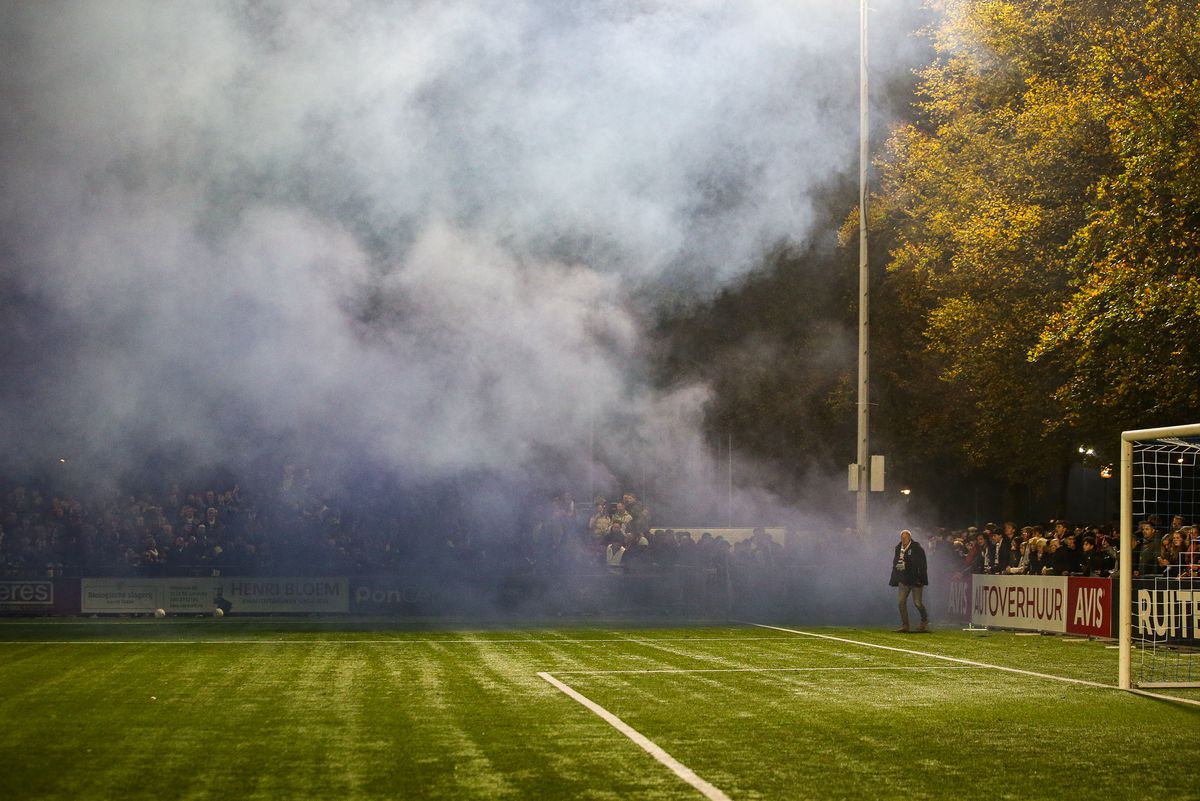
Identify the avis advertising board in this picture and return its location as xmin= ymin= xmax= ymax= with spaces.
xmin=971 ymin=574 xmax=1114 ymax=637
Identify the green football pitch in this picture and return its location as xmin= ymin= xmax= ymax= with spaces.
xmin=1 ymin=619 xmax=1197 ymax=801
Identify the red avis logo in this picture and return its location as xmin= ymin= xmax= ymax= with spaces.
xmin=1066 ymin=578 xmax=1110 ymax=637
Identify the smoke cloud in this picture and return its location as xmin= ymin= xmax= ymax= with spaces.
xmin=0 ymin=1 xmax=927 ymax=518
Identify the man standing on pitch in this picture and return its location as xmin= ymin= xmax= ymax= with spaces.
xmin=889 ymin=529 xmax=929 ymax=633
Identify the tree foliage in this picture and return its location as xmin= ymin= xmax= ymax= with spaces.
xmin=653 ymin=0 xmax=1197 ymax=517
xmin=873 ymin=0 xmax=1200 ymax=477
xmin=1033 ymin=0 xmax=1200 ymax=433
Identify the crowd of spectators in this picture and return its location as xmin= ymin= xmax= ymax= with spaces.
xmin=924 ymin=515 xmax=1200 ymax=579
xmin=3 ymin=467 xmax=1196 ymax=621
xmin=506 ymin=492 xmax=794 ymax=613
xmin=0 ymin=466 xmax=413 ymax=579
xmin=0 ymin=470 xmax=807 ymax=615
xmin=0 ymin=473 xmax=741 ymax=579
xmin=582 ymin=492 xmax=775 ymax=576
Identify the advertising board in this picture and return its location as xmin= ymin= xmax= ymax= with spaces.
xmin=971 ymin=574 xmax=1067 ymax=633
xmin=1131 ymin=577 xmax=1200 ymax=647
xmin=350 ymin=578 xmax=436 ymax=614
xmin=81 ymin=578 xmax=216 ymax=613
xmin=970 ymin=574 xmax=1117 ymax=637
xmin=0 ymin=579 xmax=80 ymax=615
xmin=219 ymin=578 xmax=349 ymax=613
xmin=1065 ymin=576 xmax=1113 ymax=638
xmin=81 ymin=577 xmax=349 ymax=614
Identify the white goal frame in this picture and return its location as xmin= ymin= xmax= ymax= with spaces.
xmin=1119 ymin=422 xmax=1200 ymax=690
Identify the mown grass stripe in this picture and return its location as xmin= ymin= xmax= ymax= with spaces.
xmin=538 ymin=671 xmax=732 ymax=801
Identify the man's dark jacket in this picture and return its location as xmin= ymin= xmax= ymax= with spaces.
xmin=889 ymin=539 xmax=929 ymax=587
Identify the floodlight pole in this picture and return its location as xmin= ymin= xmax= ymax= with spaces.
xmin=855 ymin=0 xmax=871 ymax=538
xmin=728 ymin=432 xmax=734 ymax=527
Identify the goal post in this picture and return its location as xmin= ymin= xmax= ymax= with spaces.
xmin=1119 ymin=422 xmax=1200 ymax=690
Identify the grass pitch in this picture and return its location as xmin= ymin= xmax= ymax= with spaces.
xmin=1 ymin=619 xmax=1197 ymax=801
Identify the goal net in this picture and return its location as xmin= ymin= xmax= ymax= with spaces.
xmin=1119 ymin=423 xmax=1200 ymax=690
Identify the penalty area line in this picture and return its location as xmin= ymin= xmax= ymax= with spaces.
xmin=553 ymin=665 xmax=982 ymax=675
xmin=750 ymin=624 xmax=1113 ymax=689
xmin=538 ymin=671 xmax=732 ymax=801
xmin=753 ymin=625 xmax=1200 ymax=707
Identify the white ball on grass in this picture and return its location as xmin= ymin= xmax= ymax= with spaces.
xmin=153 ymin=608 xmax=166 ymax=618
xmin=213 ymin=607 xmax=224 ymax=618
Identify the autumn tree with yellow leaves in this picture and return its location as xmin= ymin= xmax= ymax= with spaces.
xmin=872 ymin=0 xmax=1199 ymax=484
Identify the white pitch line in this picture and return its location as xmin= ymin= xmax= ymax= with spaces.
xmin=1129 ymin=688 xmax=1200 ymax=706
xmin=755 ymin=626 xmax=1200 ymax=708
xmin=538 ymin=671 xmax=732 ymax=801
xmin=751 ymin=624 xmax=1114 ymax=689
xmin=0 ymin=633 xmax=806 ymax=647
xmin=553 ymin=665 xmax=982 ymax=675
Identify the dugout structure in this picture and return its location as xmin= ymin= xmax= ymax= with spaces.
xmin=1119 ymin=423 xmax=1200 ymax=690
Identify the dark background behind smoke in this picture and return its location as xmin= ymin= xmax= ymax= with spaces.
xmin=0 ymin=0 xmax=931 ymax=555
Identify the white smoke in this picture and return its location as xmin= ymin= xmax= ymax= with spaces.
xmin=0 ymin=0 xmax=926 ymax=504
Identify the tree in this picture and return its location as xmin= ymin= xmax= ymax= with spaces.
xmin=871 ymin=0 xmax=1199 ymax=494
xmin=1033 ymin=0 xmax=1200 ymax=437
xmin=654 ymin=0 xmax=1199 ymax=521
xmin=871 ymin=0 xmax=1103 ymax=484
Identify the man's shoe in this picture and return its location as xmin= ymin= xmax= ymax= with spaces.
xmin=895 ymin=627 xmax=909 ymax=633
xmin=916 ymin=622 xmax=929 ymax=633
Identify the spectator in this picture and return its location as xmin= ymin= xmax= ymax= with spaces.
xmin=610 ymin=502 xmax=633 ymax=531
xmin=1000 ymin=522 xmax=1018 ymax=571
xmin=888 ymin=529 xmax=929 ymax=634
xmin=1093 ymin=531 xmax=1117 ymax=575
xmin=588 ymin=501 xmax=612 ymax=543
xmin=204 ymin=507 xmax=222 ymax=537
xmin=605 ymin=531 xmax=626 ymax=572
xmin=1182 ymin=528 xmax=1200 ymax=578
xmin=1028 ymin=538 xmax=1048 ymax=575
xmin=649 ymin=529 xmax=679 ymax=569
xmin=1051 ymin=532 xmax=1084 ymax=576
xmin=1137 ymin=520 xmax=1163 ymax=576
xmin=676 ymin=530 xmax=698 ymax=567
xmin=1080 ymin=536 xmax=1105 ymax=577
xmin=1163 ymin=530 xmax=1187 ymax=578
xmin=1051 ymin=521 xmax=1070 ymax=542
xmin=1041 ymin=538 xmax=1059 ymax=575
xmin=950 ymin=536 xmax=968 ymax=563
xmin=968 ymin=531 xmax=988 ymax=574
xmin=1004 ymin=540 xmax=1029 ymax=574
xmin=985 ymin=529 xmax=1003 ymax=574
xmin=1169 ymin=515 xmax=1186 ymax=540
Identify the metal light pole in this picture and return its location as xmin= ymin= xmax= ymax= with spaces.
xmin=856 ymin=0 xmax=871 ymax=537
xmin=727 ymin=432 xmax=734 ymax=527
